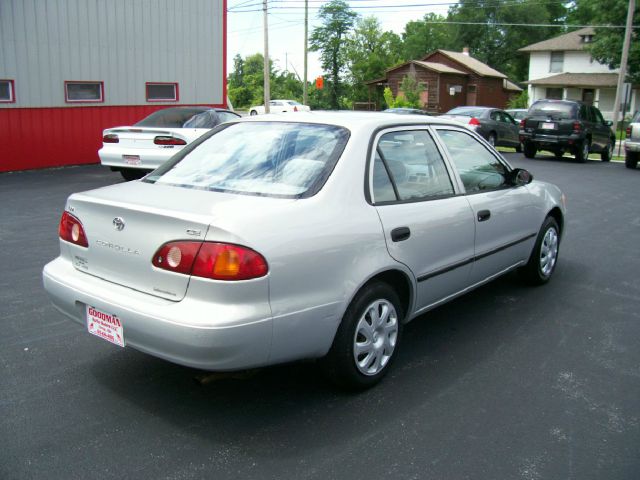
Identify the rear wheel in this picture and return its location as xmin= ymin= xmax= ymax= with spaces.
xmin=626 ymin=151 xmax=639 ymax=169
xmin=601 ymin=140 xmax=613 ymax=162
xmin=515 ymin=142 xmax=522 ymax=153
xmin=520 ymin=216 xmax=560 ymax=285
xmin=523 ymin=141 xmax=537 ymax=159
xmin=249 ymin=110 xmax=258 ymax=116
xmin=575 ymin=140 xmax=590 ymax=163
xmin=322 ymin=281 xmax=403 ymax=390
xmin=554 ymin=149 xmax=564 ymax=159
xmin=120 ymin=169 xmax=147 ymax=181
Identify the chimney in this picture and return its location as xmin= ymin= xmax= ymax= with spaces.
xmin=462 ymin=47 xmax=470 ymax=56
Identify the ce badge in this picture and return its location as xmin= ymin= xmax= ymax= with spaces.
xmin=112 ymin=217 xmax=125 ymax=231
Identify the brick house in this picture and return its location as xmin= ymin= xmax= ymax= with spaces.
xmin=365 ymin=49 xmax=521 ymax=112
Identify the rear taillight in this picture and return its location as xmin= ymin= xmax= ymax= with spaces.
xmin=627 ymin=126 xmax=632 ymax=137
xmin=103 ymin=134 xmax=119 ymax=143
xmin=468 ymin=117 xmax=480 ymax=127
xmin=573 ymin=121 xmax=582 ymax=133
xmin=58 ymin=211 xmax=89 ymax=247
xmin=294 ymin=106 xmax=298 ymax=112
xmin=152 ymin=241 xmax=268 ymax=281
xmin=154 ymin=136 xmax=187 ymax=146
xmin=519 ymin=119 xmax=525 ymax=128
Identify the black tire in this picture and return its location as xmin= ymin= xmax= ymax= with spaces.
xmin=515 ymin=142 xmax=522 ymax=153
xmin=520 ymin=216 xmax=560 ymax=285
xmin=625 ymin=151 xmax=639 ymax=169
xmin=554 ymin=149 xmax=564 ymax=159
xmin=487 ymin=132 xmax=497 ymax=147
xmin=322 ymin=282 xmax=403 ymax=390
xmin=601 ymin=139 xmax=613 ymax=162
xmin=249 ymin=110 xmax=258 ymax=116
xmin=523 ymin=141 xmax=537 ymax=159
xmin=575 ymin=139 xmax=590 ymax=163
xmin=120 ymin=169 xmax=147 ymax=181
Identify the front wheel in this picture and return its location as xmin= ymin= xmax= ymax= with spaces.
xmin=322 ymin=282 xmax=403 ymax=390
xmin=520 ymin=216 xmax=560 ymax=285
xmin=626 ymin=151 xmax=639 ymax=169
xmin=575 ymin=140 xmax=590 ymax=163
xmin=601 ymin=139 xmax=613 ymax=162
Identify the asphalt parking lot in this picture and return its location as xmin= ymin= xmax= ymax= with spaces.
xmin=1 ymin=153 xmax=639 ymax=480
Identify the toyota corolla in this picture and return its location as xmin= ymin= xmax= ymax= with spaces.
xmin=43 ymin=112 xmax=566 ymax=389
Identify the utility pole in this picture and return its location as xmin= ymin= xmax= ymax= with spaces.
xmin=303 ymin=0 xmax=308 ymax=105
xmin=611 ymin=0 xmax=635 ymax=134
xmin=263 ymin=0 xmax=271 ymax=113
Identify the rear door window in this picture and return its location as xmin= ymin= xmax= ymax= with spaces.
xmin=371 ymin=129 xmax=455 ymax=203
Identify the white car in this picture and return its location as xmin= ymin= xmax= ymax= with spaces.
xmin=98 ymin=107 xmax=240 ymax=181
xmin=249 ymin=99 xmax=310 ymax=116
xmin=43 ymin=112 xmax=565 ymax=389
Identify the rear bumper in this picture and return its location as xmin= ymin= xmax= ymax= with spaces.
xmin=625 ymin=140 xmax=640 ymax=153
xmin=98 ymin=147 xmax=178 ymax=170
xmin=519 ymin=131 xmax=583 ymax=150
xmin=42 ymin=257 xmax=273 ymax=371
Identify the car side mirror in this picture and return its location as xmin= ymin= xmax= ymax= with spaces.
xmin=605 ymin=120 xmax=613 ymax=127
xmin=509 ymin=168 xmax=533 ymax=186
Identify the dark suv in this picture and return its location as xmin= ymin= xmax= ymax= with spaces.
xmin=519 ymin=99 xmax=615 ymax=162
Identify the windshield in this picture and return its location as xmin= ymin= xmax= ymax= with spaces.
xmin=135 ymin=108 xmax=209 ymax=127
xmin=446 ymin=107 xmax=486 ymax=117
xmin=145 ymin=122 xmax=350 ymax=198
xmin=528 ymin=102 xmax=576 ymax=119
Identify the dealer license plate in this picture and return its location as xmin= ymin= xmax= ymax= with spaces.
xmin=86 ymin=305 xmax=125 ymax=347
xmin=123 ymin=154 xmax=141 ymax=165
xmin=540 ymin=122 xmax=556 ymax=130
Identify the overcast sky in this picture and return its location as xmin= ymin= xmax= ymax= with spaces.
xmin=227 ymin=0 xmax=454 ymax=82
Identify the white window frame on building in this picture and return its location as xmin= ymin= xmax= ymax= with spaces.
xmin=146 ymin=82 xmax=179 ymax=102
xmin=549 ymin=52 xmax=564 ymax=73
xmin=0 ymin=79 xmax=16 ymax=103
xmin=64 ymin=81 xmax=104 ymax=103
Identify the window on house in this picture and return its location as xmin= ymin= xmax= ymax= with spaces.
xmin=65 ymin=81 xmax=104 ymax=102
xmin=549 ymin=52 xmax=564 ymax=73
xmin=0 ymin=80 xmax=15 ymax=102
xmin=146 ymin=83 xmax=179 ymax=102
xmin=546 ymin=88 xmax=563 ymax=100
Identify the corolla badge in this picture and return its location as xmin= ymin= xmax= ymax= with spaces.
xmin=112 ymin=217 xmax=125 ymax=231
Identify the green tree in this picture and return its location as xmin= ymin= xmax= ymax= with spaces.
xmin=400 ymin=13 xmax=457 ymax=61
xmin=227 ymin=53 xmax=305 ymax=109
xmin=448 ymin=0 xmax=568 ymax=81
xmin=309 ymin=0 xmax=358 ymax=109
xmin=344 ymin=16 xmax=402 ymax=104
xmin=569 ymin=0 xmax=640 ymax=84
xmin=383 ymin=75 xmax=425 ymax=109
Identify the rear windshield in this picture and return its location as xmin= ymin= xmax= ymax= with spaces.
xmin=528 ymin=102 xmax=576 ymax=119
xmin=135 ymin=108 xmax=209 ymax=127
xmin=633 ymin=111 xmax=640 ymax=123
xmin=145 ymin=122 xmax=350 ymax=198
xmin=446 ymin=107 xmax=486 ymax=117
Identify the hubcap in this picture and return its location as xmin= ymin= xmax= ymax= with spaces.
xmin=539 ymin=227 xmax=559 ymax=277
xmin=353 ymin=299 xmax=398 ymax=376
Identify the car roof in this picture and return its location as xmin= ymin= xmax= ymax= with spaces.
xmin=236 ymin=110 xmax=465 ymax=130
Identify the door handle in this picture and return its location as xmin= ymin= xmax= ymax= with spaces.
xmin=477 ymin=210 xmax=491 ymax=222
xmin=391 ymin=227 xmax=411 ymax=242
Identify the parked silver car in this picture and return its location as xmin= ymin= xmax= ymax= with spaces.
xmin=43 ymin=112 xmax=566 ymax=389
xmin=625 ymin=111 xmax=640 ymax=169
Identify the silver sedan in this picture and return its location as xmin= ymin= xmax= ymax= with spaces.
xmin=43 ymin=112 xmax=566 ymax=389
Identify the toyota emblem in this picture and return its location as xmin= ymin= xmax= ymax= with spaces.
xmin=112 ymin=217 xmax=125 ymax=231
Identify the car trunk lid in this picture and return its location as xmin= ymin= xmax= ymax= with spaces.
xmin=65 ymin=181 xmax=289 ymax=301
xmin=105 ymin=127 xmax=188 ymax=150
